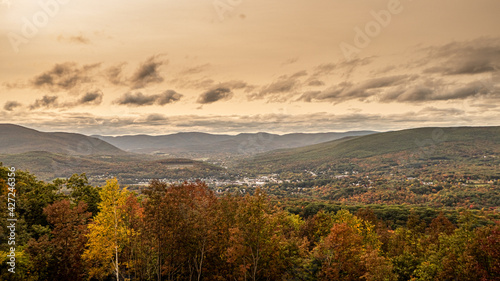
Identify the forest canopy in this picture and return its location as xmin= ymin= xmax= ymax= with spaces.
xmin=0 ymin=166 xmax=498 ymax=281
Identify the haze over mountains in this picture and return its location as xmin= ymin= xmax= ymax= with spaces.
xmin=1 ymin=124 xmax=498 ymax=183
xmin=94 ymin=131 xmax=376 ymax=156
xmin=0 ymin=124 xmax=376 ymax=157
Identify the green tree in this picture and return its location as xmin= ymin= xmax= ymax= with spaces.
xmin=67 ymin=173 xmax=102 ymax=217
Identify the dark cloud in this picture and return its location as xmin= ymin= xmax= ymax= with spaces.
xmin=115 ymin=90 xmax=182 ymax=106
xmin=30 ymin=95 xmax=59 ymax=110
xmin=3 ymin=101 xmax=22 ymax=111
xmin=115 ymin=92 xmax=157 ymax=106
xmin=197 ymin=87 xmax=233 ymax=104
xmin=25 ymin=91 xmax=103 ymax=111
xmin=31 ymin=62 xmax=100 ymax=91
xmin=130 ymin=56 xmax=166 ymax=89
xmin=424 ymin=38 xmax=500 ymax=75
xmin=157 ymin=90 xmax=183 ymax=105
xmin=78 ymin=90 xmax=103 ymax=105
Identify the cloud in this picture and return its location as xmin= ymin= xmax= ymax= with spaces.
xmin=115 ymin=92 xmax=157 ymax=106
xmin=115 ymin=90 xmax=182 ymax=106
xmin=419 ymin=106 xmax=465 ymax=116
xmin=171 ymin=77 xmax=215 ymax=89
xmin=130 ymin=55 xmax=166 ymax=89
xmin=299 ymin=75 xmax=409 ymax=103
xmin=216 ymin=80 xmax=255 ymax=93
xmin=308 ymin=80 xmax=325 ymax=86
xmin=3 ymin=101 xmax=22 ymax=111
xmin=423 ymin=38 xmax=500 ymax=75
xmin=12 ymin=108 xmax=497 ymax=136
xmin=31 ymin=62 xmax=100 ymax=91
xmin=179 ymin=64 xmax=211 ymax=75
xmin=57 ymin=34 xmax=91 ymax=44
xmin=281 ymin=57 xmax=299 ymax=65
xmin=29 ymin=95 xmax=59 ymax=110
xmin=248 ymin=71 xmax=307 ymax=101
xmin=290 ymin=70 xmax=308 ymax=79
xmin=78 ymin=90 xmax=103 ymax=105
xmin=381 ymin=80 xmax=499 ymax=103
xmin=313 ymin=63 xmax=336 ymax=76
xmin=170 ymin=76 xmax=255 ymax=94
xmin=105 ymin=63 xmax=126 ymax=85
xmin=145 ymin=113 xmax=168 ymax=122
xmin=197 ymin=87 xmax=233 ymax=104
xmin=25 ymin=91 xmax=104 ymax=111
xmin=156 ymin=90 xmax=183 ymax=105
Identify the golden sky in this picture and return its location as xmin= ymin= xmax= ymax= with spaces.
xmin=1 ymin=0 xmax=499 ymax=135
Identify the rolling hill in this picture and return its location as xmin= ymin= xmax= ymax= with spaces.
xmin=0 ymin=124 xmax=222 ymax=183
xmin=235 ymin=126 xmax=500 ymax=176
xmin=0 ymin=124 xmax=125 ymax=155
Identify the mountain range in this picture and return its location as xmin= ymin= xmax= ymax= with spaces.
xmin=1 ymin=124 xmax=498 ymax=182
xmin=93 ymin=131 xmax=377 ymax=156
xmin=237 ymin=126 xmax=500 ymax=176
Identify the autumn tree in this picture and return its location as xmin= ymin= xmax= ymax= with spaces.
xmin=143 ymin=180 xmax=221 ymax=280
xmin=26 ymin=199 xmax=91 ymax=281
xmin=83 ymin=179 xmax=131 ymax=281
xmin=225 ymin=189 xmax=307 ymax=281
xmin=313 ymin=210 xmax=395 ymax=281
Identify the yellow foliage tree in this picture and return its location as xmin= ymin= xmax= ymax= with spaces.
xmin=83 ymin=179 xmax=130 ymax=281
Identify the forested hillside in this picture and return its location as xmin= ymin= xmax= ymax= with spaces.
xmin=0 ymin=124 xmax=125 ymax=155
xmin=0 ymin=166 xmax=498 ymax=280
xmin=236 ymin=126 xmax=500 ymax=175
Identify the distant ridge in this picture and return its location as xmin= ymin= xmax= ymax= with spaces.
xmin=0 ymin=124 xmax=126 ymax=155
xmin=94 ymin=131 xmax=377 ymax=156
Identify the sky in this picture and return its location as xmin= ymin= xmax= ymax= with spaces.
xmin=0 ymin=0 xmax=499 ymax=136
